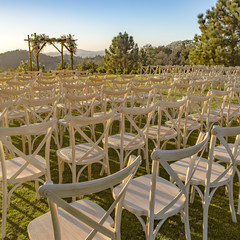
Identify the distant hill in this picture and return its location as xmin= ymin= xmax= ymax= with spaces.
xmin=45 ymin=49 xmax=105 ymax=58
xmin=0 ymin=49 xmax=105 ymax=71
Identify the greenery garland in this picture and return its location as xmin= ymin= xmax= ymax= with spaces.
xmin=29 ymin=33 xmax=77 ymax=54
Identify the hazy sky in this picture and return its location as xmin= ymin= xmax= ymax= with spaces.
xmin=0 ymin=0 xmax=217 ymax=53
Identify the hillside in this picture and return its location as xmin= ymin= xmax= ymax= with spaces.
xmin=0 ymin=49 xmax=105 ymax=71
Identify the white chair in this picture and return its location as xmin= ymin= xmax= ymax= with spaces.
xmin=0 ymin=118 xmax=57 ymax=238
xmin=57 ymin=111 xmax=115 ymax=184
xmin=213 ymin=126 xmax=240 ymax=215
xmin=28 ymin=155 xmax=142 ymax=240
xmin=171 ymin=126 xmax=238 ymax=239
xmin=106 ymin=105 xmax=155 ymax=173
xmin=147 ymin=98 xmax=187 ymax=149
xmin=113 ymin=132 xmax=209 ymax=240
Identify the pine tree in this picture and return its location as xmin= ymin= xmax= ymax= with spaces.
xmin=104 ymin=32 xmax=139 ymax=74
xmin=189 ymin=0 xmax=240 ymax=66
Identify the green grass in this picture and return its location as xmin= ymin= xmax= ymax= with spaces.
xmin=1 ymin=120 xmax=240 ymax=239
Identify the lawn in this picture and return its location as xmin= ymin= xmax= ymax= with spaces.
xmin=1 ymin=119 xmax=240 ymax=240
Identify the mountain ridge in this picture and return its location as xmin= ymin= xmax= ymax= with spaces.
xmin=0 ymin=49 xmax=105 ymax=71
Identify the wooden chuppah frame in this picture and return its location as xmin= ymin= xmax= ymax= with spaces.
xmin=25 ymin=33 xmax=77 ymax=71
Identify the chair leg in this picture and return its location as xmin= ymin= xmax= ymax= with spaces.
xmin=183 ymin=202 xmax=191 ymax=240
xmin=190 ymin=186 xmax=195 ymax=204
xmin=58 ymin=158 xmax=64 ymax=184
xmin=236 ymin=168 xmax=240 ymax=215
xmin=35 ymin=181 xmax=40 ymax=199
xmin=1 ymin=183 xmax=8 ymax=239
xmin=202 ymin=198 xmax=210 ymax=240
xmin=227 ymin=182 xmax=237 ymax=222
xmin=88 ymin=165 xmax=92 ymax=181
xmin=145 ymin=216 xmax=154 ymax=240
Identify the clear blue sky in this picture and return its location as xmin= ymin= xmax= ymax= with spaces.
xmin=0 ymin=0 xmax=217 ymax=53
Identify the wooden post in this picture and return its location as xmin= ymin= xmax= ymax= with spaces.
xmin=61 ymin=42 xmax=64 ymax=69
xmin=70 ymin=51 xmax=73 ymax=70
xmin=36 ymin=53 xmax=39 ymax=71
xmin=27 ymin=35 xmax=33 ymax=71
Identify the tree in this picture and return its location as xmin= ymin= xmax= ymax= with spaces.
xmin=78 ymin=59 xmax=98 ymax=73
xmin=104 ymin=32 xmax=139 ymax=74
xmin=189 ymin=0 xmax=240 ymax=66
xmin=17 ymin=60 xmax=44 ymax=72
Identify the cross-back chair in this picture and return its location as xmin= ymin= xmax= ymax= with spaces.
xmin=171 ymin=126 xmax=239 ymax=239
xmin=57 ymin=111 xmax=115 ymax=184
xmin=148 ymin=98 xmax=187 ymax=149
xmin=113 ymin=132 xmax=209 ymax=240
xmin=28 ymin=155 xmax=141 ymax=240
xmin=0 ymin=118 xmax=57 ymax=238
xmin=106 ymin=105 xmax=155 ymax=173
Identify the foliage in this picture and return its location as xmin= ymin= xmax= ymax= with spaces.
xmin=78 ymin=59 xmax=98 ymax=73
xmin=104 ymin=32 xmax=139 ymax=74
xmin=61 ymin=34 xmax=77 ymax=54
xmin=30 ymin=34 xmax=49 ymax=54
xmin=138 ymin=41 xmax=193 ymax=66
xmin=55 ymin=61 xmax=70 ymax=70
xmin=189 ymin=0 xmax=240 ymax=66
xmin=16 ymin=60 xmax=44 ymax=72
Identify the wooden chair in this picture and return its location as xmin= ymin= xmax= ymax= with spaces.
xmin=209 ymin=89 xmax=231 ymax=127
xmin=171 ymin=126 xmax=238 ymax=239
xmin=105 ymin=105 xmax=155 ymax=173
xmin=28 ymin=155 xmax=141 ymax=240
xmin=213 ymin=126 xmax=240 ymax=215
xmin=0 ymin=100 xmax=12 ymax=127
xmin=58 ymin=93 xmax=98 ymax=147
xmin=0 ymin=118 xmax=57 ymax=238
xmin=57 ymin=111 xmax=115 ymax=184
xmin=223 ymin=87 xmax=240 ymax=127
xmin=22 ymin=96 xmax=60 ymax=148
xmin=147 ymin=98 xmax=187 ymax=149
xmin=113 ymin=132 xmax=209 ymax=240
xmin=187 ymin=93 xmax=213 ymax=133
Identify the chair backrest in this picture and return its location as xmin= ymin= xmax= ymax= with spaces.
xmin=102 ymin=88 xmax=129 ymax=113
xmin=187 ymin=92 xmax=212 ymax=130
xmin=208 ymin=126 xmax=240 ymax=188
xmin=40 ymin=155 xmax=142 ymax=240
xmin=30 ymin=84 xmax=58 ymax=99
xmin=150 ymin=132 xmax=209 ymax=222
xmin=22 ymin=96 xmax=59 ymax=124
xmin=130 ymin=85 xmax=154 ymax=107
xmin=156 ymin=98 xmax=187 ymax=148
xmin=0 ymin=100 xmax=12 ymax=127
xmin=119 ymin=104 xmax=155 ymax=149
xmin=152 ymin=83 xmax=174 ymax=102
xmin=0 ymin=118 xmax=57 ymax=183
xmin=65 ymin=93 xmax=97 ymax=117
xmin=64 ymin=111 xmax=115 ymax=165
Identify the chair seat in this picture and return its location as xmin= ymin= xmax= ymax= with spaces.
xmin=0 ymin=155 xmax=46 ymax=183
xmin=147 ymin=125 xmax=177 ymax=140
xmin=57 ymin=143 xmax=104 ymax=164
xmin=29 ymin=105 xmax=52 ymax=114
xmin=93 ymin=111 xmax=120 ymax=120
xmin=188 ymin=113 xmax=221 ymax=123
xmin=171 ymin=157 xmax=231 ymax=186
xmin=106 ymin=133 xmax=145 ymax=150
xmin=28 ymin=199 xmax=114 ymax=240
xmin=213 ymin=143 xmax=240 ymax=164
xmin=165 ymin=118 xmax=201 ymax=131
xmin=222 ymin=106 xmax=240 ymax=117
xmin=8 ymin=110 xmax=25 ymax=120
xmin=113 ymin=174 xmax=185 ymax=218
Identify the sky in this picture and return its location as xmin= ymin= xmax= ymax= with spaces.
xmin=0 ymin=0 xmax=217 ymax=54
